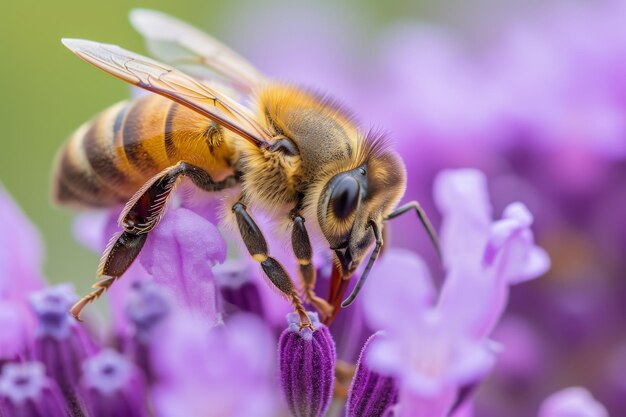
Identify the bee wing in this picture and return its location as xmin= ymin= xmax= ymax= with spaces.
xmin=62 ymin=39 xmax=272 ymax=148
xmin=129 ymin=9 xmax=265 ymax=92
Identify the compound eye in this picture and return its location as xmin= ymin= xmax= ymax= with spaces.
xmin=330 ymin=176 xmax=360 ymax=220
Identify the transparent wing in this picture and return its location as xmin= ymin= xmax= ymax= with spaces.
xmin=62 ymin=38 xmax=272 ymax=148
xmin=129 ymin=9 xmax=265 ymax=92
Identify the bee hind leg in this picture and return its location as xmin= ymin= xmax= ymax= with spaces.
xmin=70 ymin=231 xmax=147 ymax=320
xmin=290 ymin=210 xmax=333 ymax=319
xmin=71 ymin=162 xmax=237 ymax=320
xmin=232 ymin=201 xmax=314 ymax=331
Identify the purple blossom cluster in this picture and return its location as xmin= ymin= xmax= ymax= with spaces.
xmin=219 ymin=0 xmax=626 ymax=415
xmin=0 ymin=164 xmax=608 ymax=416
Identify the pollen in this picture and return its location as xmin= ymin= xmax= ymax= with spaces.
xmin=253 ymin=253 xmax=268 ymax=262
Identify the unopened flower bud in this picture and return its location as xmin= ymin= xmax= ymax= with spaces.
xmin=29 ymin=284 xmax=97 ymax=413
xmin=346 ymin=333 xmax=398 ymax=417
xmin=278 ymin=312 xmax=335 ymax=417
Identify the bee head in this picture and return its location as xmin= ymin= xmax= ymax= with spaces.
xmin=317 ymin=133 xmax=406 ymax=278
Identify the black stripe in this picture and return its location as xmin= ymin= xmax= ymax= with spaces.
xmin=164 ymin=102 xmax=178 ymax=160
xmin=83 ymin=111 xmax=128 ymax=187
xmin=57 ymin=148 xmax=108 ymax=206
xmin=122 ymin=102 xmax=158 ymax=172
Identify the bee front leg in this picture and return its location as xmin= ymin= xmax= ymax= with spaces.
xmin=71 ymin=162 xmax=237 ymax=320
xmin=232 ymin=202 xmax=313 ymax=331
xmin=290 ymin=210 xmax=334 ymax=319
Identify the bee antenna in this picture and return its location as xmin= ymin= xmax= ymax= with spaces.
xmin=384 ymin=201 xmax=441 ymax=261
xmin=341 ymin=221 xmax=382 ymax=308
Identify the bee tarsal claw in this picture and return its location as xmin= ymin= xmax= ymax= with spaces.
xmin=298 ymin=321 xmax=316 ymax=332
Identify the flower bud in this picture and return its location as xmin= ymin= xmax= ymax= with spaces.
xmin=346 ymin=333 xmax=398 ymax=417
xmin=29 ymin=284 xmax=97 ymax=413
xmin=278 ymin=312 xmax=335 ymax=417
xmin=0 ymin=362 xmax=68 ymax=417
xmin=81 ymin=349 xmax=148 ymax=417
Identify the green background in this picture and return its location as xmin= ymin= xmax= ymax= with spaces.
xmin=0 ymin=0 xmax=531 ymax=295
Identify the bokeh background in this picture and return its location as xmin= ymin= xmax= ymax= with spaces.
xmin=2 ymin=0 xmax=626 ymax=415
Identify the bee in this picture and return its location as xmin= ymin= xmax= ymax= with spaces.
xmin=54 ymin=9 xmax=439 ymax=329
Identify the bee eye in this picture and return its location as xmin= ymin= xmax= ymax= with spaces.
xmin=330 ymin=176 xmax=360 ymax=220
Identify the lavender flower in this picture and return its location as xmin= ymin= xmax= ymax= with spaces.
xmin=80 ymin=349 xmax=148 ymax=417
xmin=360 ymin=169 xmax=548 ymax=416
xmin=0 ymin=362 xmax=69 ymax=417
xmin=279 ymin=312 xmax=335 ymax=417
xmin=435 ymin=170 xmax=550 ymax=339
xmin=29 ymin=284 xmax=97 ymax=414
xmin=538 ymin=387 xmax=608 ymax=417
xmin=346 ymin=332 xmax=398 ymax=417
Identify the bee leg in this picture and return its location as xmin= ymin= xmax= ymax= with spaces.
xmin=290 ymin=210 xmax=334 ymax=319
xmin=71 ymin=162 xmax=237 ymax=320
xmin=232 ymin=202 xmax=314 ymax=331
xmin=121 ymin=161 xmax=237 ymax=235
xmin=385 ymin=200 xmax=442 ymax=260
xmin=70 ymin=231 xmax=148 ymax=320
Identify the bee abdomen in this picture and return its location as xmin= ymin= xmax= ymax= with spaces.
xmin=52 ymin=119 xmax=127 ymax=208
xmin=53 ymin=99 xmax=154 ymax=208
xmin=82 ymin=102 xmax=133 ymax=189
xmin=53 ymin=95 xmax=235 ymax=208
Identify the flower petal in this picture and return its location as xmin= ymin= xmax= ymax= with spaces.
xmin=139 ymin=207 xmax=226 ymax=321
xmin=539 ymin=387 xmax=608 ymax=417
xmin=362 ymin=249 xmax=435 ymax=332
xmin=0 ymin=184 xmax=45 ymax=302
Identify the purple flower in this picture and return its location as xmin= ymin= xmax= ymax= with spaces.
xmin=435 ymin=170 xmax=550 ymax=339
xmin=80 ymin=349 xmax=148 ymax=417
xmin=151 ymin=313 xmax=281 ymax=417
xmin=279 ymin=312 xmax=335 ymax=417
xmin=538 ymin=387 xmax=608 ymax=417
xmin=0 ymin=362 xmax=69 ymax=417
xmin=361 ymin=169 xmax=548 ymax=416
xmin=29 ymin=283 xmax=98 ymax=412
xmin=346 ymin=332 xmax=399 ymax=417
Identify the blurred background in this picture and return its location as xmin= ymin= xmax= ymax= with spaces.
xmin=2 ymin=0 xmax=626 ymax=415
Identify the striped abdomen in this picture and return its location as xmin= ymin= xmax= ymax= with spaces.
xmin=53 ymin=94 xmax=237 ymax=208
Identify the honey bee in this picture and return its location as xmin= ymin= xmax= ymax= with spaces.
xmin=54 ymin=9 xmax=439 ymax=329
